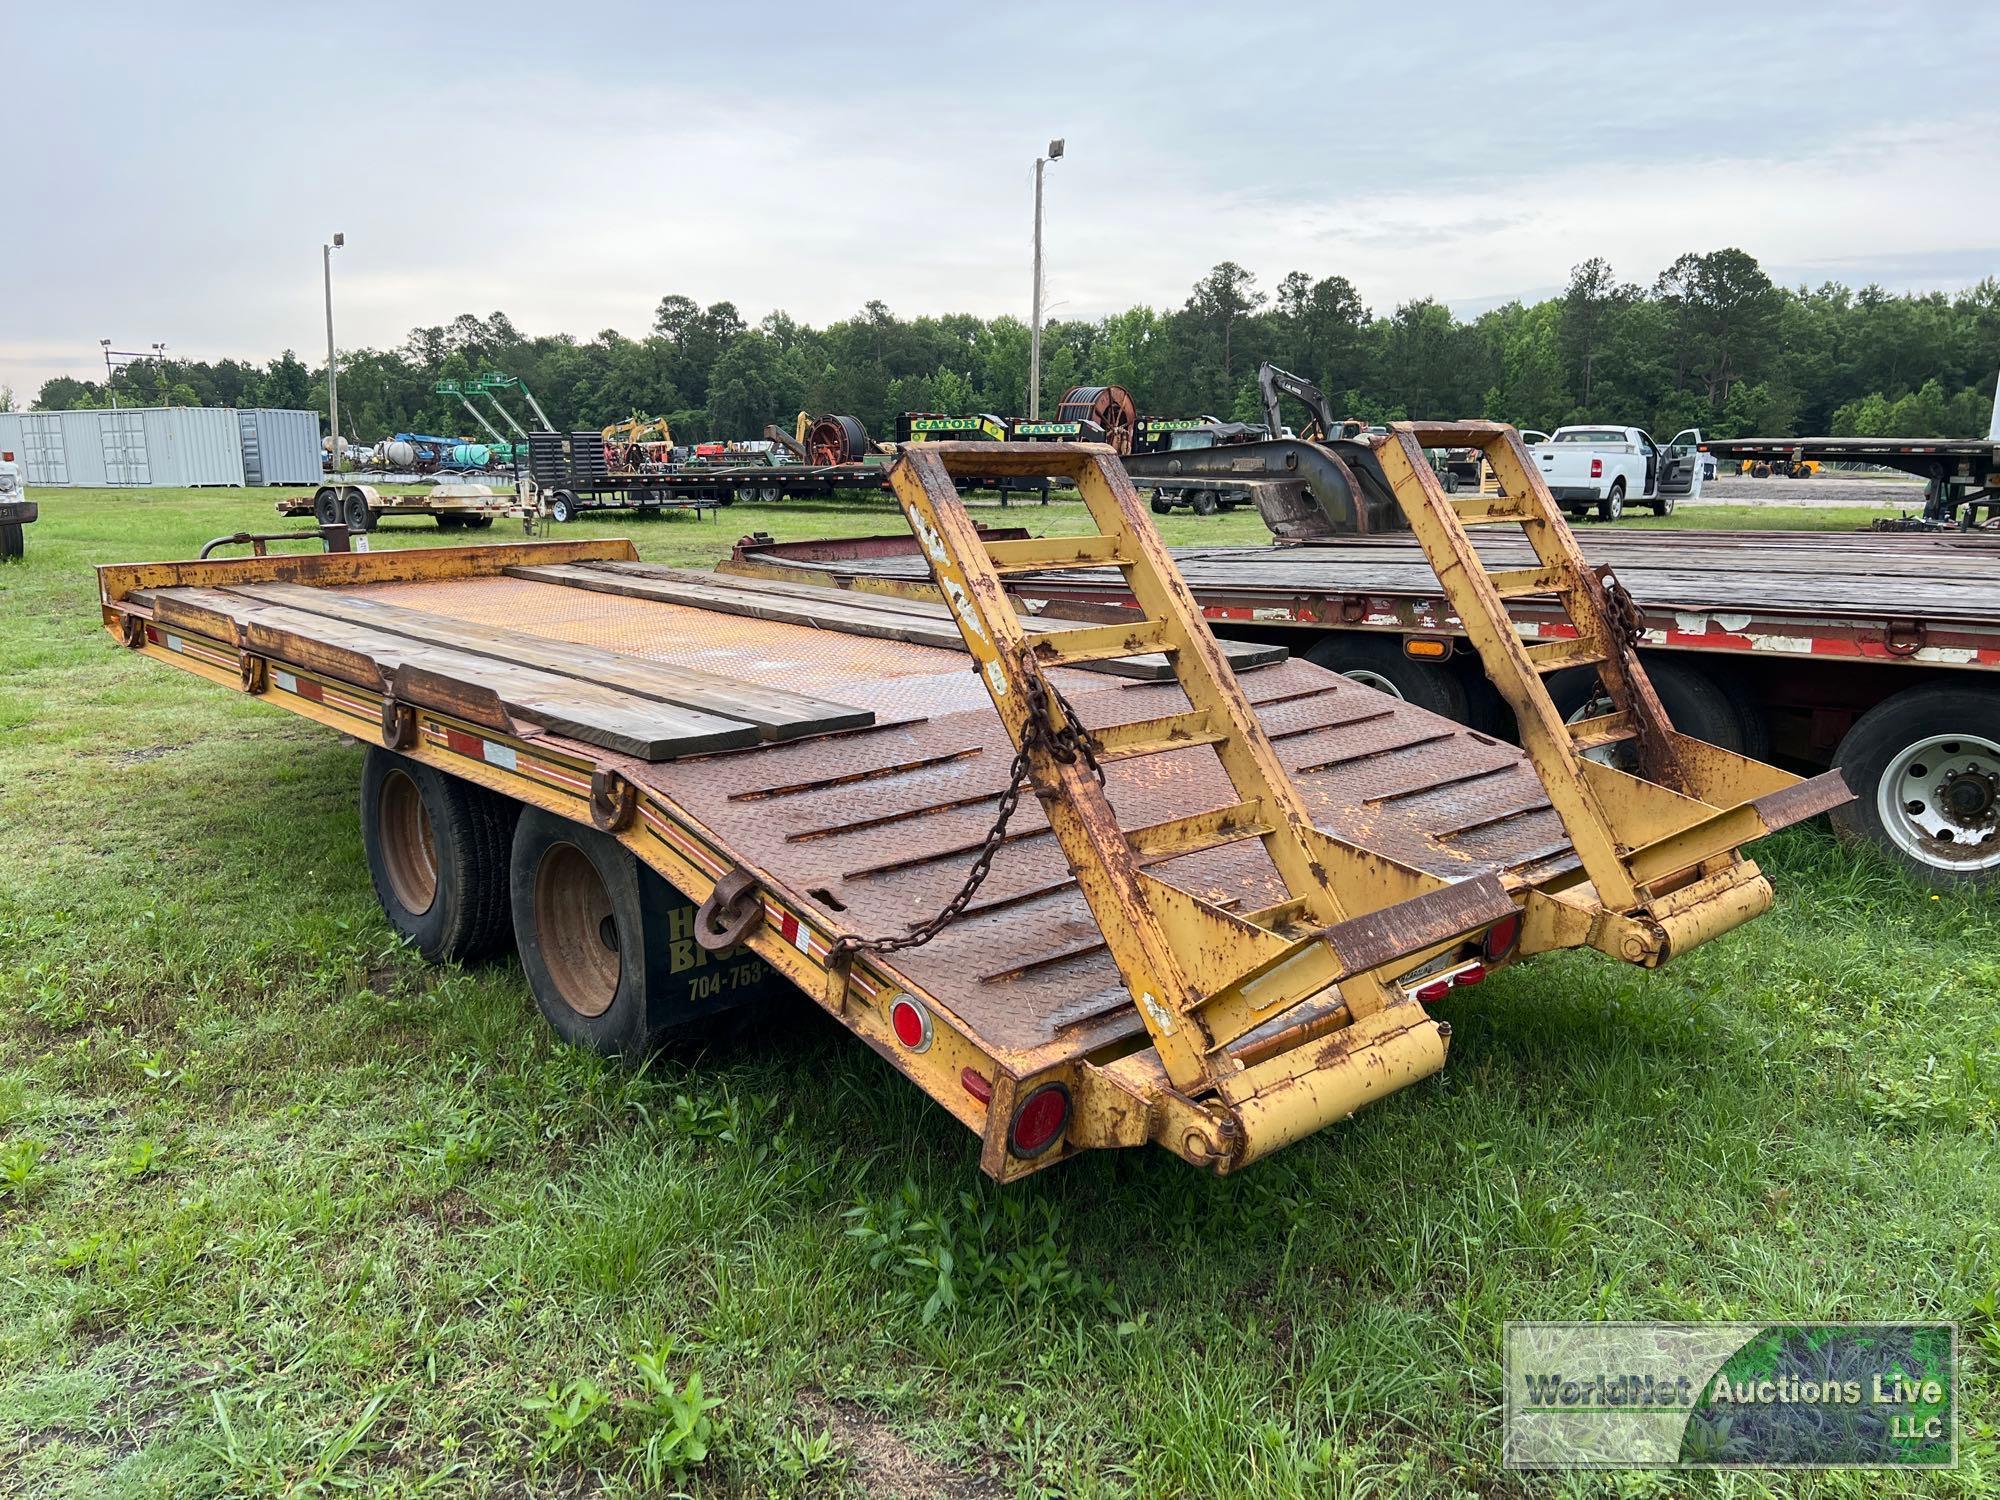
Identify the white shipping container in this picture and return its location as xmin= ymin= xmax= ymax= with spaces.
xmin=0 ymin=406 xmax=314 ymax=487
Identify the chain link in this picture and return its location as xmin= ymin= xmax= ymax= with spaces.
xmin=1595 ymin=565 xmax=1645 ymax=648
xmin=831 ymin=651 xmax=1101 ymax=964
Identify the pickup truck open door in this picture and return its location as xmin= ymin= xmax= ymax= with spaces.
xmin=1657 ymin=428 xmax=1704 ymax=511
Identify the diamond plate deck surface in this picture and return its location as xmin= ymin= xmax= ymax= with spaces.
xmin=333 ymin=573 xmax=1575 ymax=1062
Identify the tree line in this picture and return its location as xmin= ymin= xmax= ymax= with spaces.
xmin=29 ymin=250 xmax=2000 ymax=446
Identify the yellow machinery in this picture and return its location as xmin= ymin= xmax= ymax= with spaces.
xmin=890 ymin=437 xmax=1846 ymax=1160
xmin=602 ymin=415 xmax=675 ymax=450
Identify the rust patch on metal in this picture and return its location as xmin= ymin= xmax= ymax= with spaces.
xmin=1752 ymin=767 xmax=1854 ymax=830
xmin=1316 ymin=872 xmax=1516 ymax=976
xmin=590 ymin=768 xmax=638 ymax=832
xmin=695 ymin=868 xmax=763 ymax=950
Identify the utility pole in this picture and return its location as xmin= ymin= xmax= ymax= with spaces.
xmin=1028 ymin=137 xmax=1064 ymax=419
xmin=100 ymin=339 xmax=117 ymax=410
xmin=323 ymin=232 xmax=345 ymax=470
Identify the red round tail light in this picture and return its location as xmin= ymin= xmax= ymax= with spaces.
xmin=1007 ymin=1082 xmax=1071 ymax=1159
xmin=1482 ymin=913 xmax=1522 ymax=963
xmin=888 ymin=995 xmax=932 ymax=1052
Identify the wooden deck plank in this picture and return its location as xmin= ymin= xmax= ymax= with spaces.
xmin=232 ymin=580 xmax=874 ymax=742
xmin=507 ymin=562 xmax=1285 ymax=679
xmin=137 ymin=585 xmax=761 ymax=760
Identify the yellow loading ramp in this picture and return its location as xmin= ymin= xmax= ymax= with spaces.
xmin=891 ymin=441 xmax=1849 ymax=1170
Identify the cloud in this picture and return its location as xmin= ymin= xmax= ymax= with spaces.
xmin=3 ymin=0 xmax=1991 ymax=402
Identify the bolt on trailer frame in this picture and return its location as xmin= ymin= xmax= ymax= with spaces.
xmin=96 ymin=439 xmax=1843 ymax=1178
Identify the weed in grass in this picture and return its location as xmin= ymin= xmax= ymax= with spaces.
xmin=0 ymin=1137 xmax=51 ymax=1201
xmin=520 ymin=1373 xmax=615 ymax=1467
xmin=627 ymin=1343 xmax=724 ymax=1488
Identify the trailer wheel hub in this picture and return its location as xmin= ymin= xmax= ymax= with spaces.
xmin=1939 ymin=767 xmax=1999 ymax=825
xmin=534 ymin=842 xmax=621 ymax=1017
xmin=378 ymin=769 xmax=439 ymax=915
xmin=1882 ymin=732 xmax=2000 ymax=865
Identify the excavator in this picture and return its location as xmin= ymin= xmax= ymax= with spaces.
xmin=1124 ymin=364 xmax=1404 ymax=537
xmin=601 ymin=416 xmax=676 ymax=474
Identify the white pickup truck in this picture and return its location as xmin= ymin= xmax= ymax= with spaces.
xmin=1528 ymin=425 xmax=1704 ymax=520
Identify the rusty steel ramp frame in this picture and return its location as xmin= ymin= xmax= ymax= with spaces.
xmin=881 ymin=440 xmax=1580 ymax=1171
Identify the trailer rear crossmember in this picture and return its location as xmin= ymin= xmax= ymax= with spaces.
xmin=98 ymin=444 xmax=1843 ymax=1178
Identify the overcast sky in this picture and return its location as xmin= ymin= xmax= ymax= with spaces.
xmin=4 ymin=0 xmax=1994 ymax=403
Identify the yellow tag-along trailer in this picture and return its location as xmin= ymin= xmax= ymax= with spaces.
xmin=99 ymin=435 xmax=1847 ymax=1180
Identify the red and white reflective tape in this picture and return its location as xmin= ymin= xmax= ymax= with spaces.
xmin=773 ymin=907 xmax=817 ymax=957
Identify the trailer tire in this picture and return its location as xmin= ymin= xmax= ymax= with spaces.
xmin=1305 ymin=634 xmax=1469 ymax=721
xmin=1150 ymin=494 xmax=1172 ymax=515
xmin=313 ymin=487 xmax=342 ymax=527
xmin=1597 ymin=481 xmax=1625 ymax=523
xmin=510 ymin=808 xmax=771 ymax=1056
xmin=760 ymin=485 xmax=782 ymax=503
xmin=361 ymin=748 xmax=518 ymax=964
xmin=1832 ymin=684 xmax=2000 ymax=888
xmin=1547 ymin=660 xmax=1745 ymax=753
xmin=1192 ymin=490 xmax=1220 ymax=516
xmin=343 ymin=490 xmax=375 ymax=533
xmin=465 ymin=515 xmax=494 ymax=530
xmin=548 ymin=493 xmax=575 ymax=524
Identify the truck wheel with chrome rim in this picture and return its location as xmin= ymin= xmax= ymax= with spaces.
xmin=360 ymin=748 xmax=517 ymax=962
xmin=1833 ymin=684 xmax=2000 ymax=888
xmin=1597 ymin=480 xmax=1625 ymax=522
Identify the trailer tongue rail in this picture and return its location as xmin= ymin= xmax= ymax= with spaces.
xmin=98 ymin=443 xmax=1838 ymax=1179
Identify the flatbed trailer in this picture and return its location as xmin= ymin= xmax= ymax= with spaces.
xmin=1704 ymin=434 xmax=1999 ymax=523
xmin=572 ymin=464 xmax=892 ymax=516
xmin=99 ymin=438 xmax=1841 ymax=1178
xmin=276 ymin=482 xmax=518 ymax=533
xmin=727 ymin=449 xmax=2000 ymax=890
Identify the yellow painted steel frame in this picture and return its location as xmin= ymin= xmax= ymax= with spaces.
xmin=96 ymin=540 xmax=1103 ymax=1183
xmin=885 ymin=442 xmax=1528 ymax=1167
xmin=1373 ymin=422 xmax=1835 ymax=950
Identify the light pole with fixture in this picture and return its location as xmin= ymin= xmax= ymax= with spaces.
xmin=1029 ymin=137 xmax=1064 ymax=419
xmin=99 ymin=340 xmax=161 ymax=410
xmin=323 ymin=232 xmax=345 ymax=471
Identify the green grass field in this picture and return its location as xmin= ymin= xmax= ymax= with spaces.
xmin=1 ymin=486 xmax=1994 ymax=1497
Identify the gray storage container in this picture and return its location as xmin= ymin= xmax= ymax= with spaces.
xmin=237 ymin=407 xmax=322 ymax=485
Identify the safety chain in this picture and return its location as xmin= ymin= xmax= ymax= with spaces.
xmin=831 ymin=652 xmax=1102 ymax=963
xmin=1596 ymin=566 xmax=1645 ymax=648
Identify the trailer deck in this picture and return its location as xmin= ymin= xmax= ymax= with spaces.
xmin=99 ymin=437 xmax=1843 ymax=1178
xmin=725 ymin=527 xmax=2000 ymax=671
xmin=99 ymin=541 xmax=1572 ymax=1167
